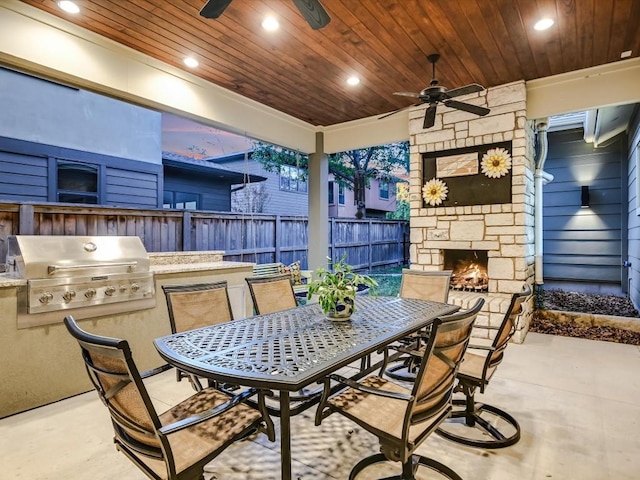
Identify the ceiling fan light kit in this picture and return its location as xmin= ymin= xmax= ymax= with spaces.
xmin=200 ymin=0 xmax=331 ymax=30
xmin=382 ymin=54 xmax=491 ymax=129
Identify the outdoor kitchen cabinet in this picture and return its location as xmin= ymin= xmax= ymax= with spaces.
xmin=0 ymin=251 xmax=253 ymax=419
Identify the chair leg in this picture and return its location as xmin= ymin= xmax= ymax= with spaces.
xmin=436 ymin=384 xmax=521 ymax=449
xmin=348 ymin=453 xmax=463 ymax=480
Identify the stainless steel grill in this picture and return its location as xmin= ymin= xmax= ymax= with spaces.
xmin=6 ymin=235 xmax=156 ymax=328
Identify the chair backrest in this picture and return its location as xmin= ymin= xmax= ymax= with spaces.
xmin=409 ymin=298 xmax=484 ymax=425
xmin=245 ymin=274 xmax=297 ymax=315
xmin=162 ymin=281 xmax=234 ymax=334
xmin=400 ymin=269 xmax=452 ymax=303
xmin=63 ymin=316 xmax=169 ymax=466
xmin=486 ymin=284 xmax=532 ymax=370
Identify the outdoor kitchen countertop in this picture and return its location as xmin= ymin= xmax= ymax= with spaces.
xmin=151 ymin=260 xmax=254 ymax=275
xmin=0 ymin=274 xmax=25 ymax=287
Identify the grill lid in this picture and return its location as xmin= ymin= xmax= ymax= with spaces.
xmin=6 ymin=235 xmax=150 ymax=279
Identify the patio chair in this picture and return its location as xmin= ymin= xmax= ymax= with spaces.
xmin=245 ymin=274 xmax=297 ymax=315
xmin=162 ymin=281 xmax=234 ymax=391
xmin=63 ymin=315 xmax=274 ymax=480
xmin=315 ymin=298 xmax=484 ymax=480
xmin=384 ymin=269 xmax=453 ymax=381
xmin=436 ymin=284 xmax=532 ymax=449
xmin=245 ymin=273 xmax=320 ymax=403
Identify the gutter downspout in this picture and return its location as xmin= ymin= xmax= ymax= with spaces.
xmin=534 ymin=118 xmax=553 ymax=286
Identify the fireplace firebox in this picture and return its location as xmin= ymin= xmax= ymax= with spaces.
xmin=444 ymin=249 xmax=488 ymax=292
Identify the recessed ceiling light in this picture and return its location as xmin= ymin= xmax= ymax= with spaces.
xmin=57 ymin=1 xmax=80 ymax=14
xmin=347 ymin=76 xmax=360 ymax=86
xmin=621 ymin=50 xmax=632 ymax=58
xmin=183 ymin=57 xmax=199 ymax=68
xmin=262 ymin=16 xmax=279 ymax=31
xmin=534 ymin=18 xmax=554 ymax=31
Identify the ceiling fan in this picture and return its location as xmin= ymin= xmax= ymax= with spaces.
xmin=200 ymin=0 xmax=331 ymax=30
xmin=381 ymin=54 xmax=491 ymax=129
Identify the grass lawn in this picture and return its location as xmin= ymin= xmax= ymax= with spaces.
xmin=369 ymin=267 xmax=403 ymax=297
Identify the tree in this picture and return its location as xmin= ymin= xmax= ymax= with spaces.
xmin=386 ymin=182 xmax=410 ymax=220
xmin=231 ymin=182 xmax=269 ymax=213
xmin=251 ymin=141 xmax=409 ymax=219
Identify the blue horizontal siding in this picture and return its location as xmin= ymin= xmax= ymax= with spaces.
xmin=0 ymin=151 xmax=48 ymax=201
xmin=543 ymin=129 xmax=623 ymax=284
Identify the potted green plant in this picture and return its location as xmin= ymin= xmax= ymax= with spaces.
xmin=307 ymin=255 xmax=378 ymax=321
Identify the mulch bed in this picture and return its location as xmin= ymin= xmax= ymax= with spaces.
xmin=530 ymin=289 xmax=640 ymax=345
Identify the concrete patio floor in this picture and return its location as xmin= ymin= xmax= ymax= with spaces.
xmin=1 ymin=332 xmax=639 ymax=479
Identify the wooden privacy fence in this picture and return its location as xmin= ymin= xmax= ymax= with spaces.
xmin=0 ymin=202 xmax=409 ymax=271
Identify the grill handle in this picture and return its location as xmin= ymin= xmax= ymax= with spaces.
xmin=47 ymin=261 xmax=138 ymax=275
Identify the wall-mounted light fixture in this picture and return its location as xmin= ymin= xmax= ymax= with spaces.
xmin=581 ymin=185 xmax=590 ymax=208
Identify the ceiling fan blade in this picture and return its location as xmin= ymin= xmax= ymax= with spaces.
xmin=423 ymin=105 xmax=437 ymax=129
xmin=378 ymin=103 xmax=421 ymax=120
xmin=444 ymin=100 xmax=490 ymax=116
xmin=393 ymin=92 xmax=421 ymax=98
xmin=199 ymin=0 xmax=233 ymax=18
xmin=291 ymin=0 xmax=331 ymax=29
xmin=445 ymin=83 xmax=484 ymax=98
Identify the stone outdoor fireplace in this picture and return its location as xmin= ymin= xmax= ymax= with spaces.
xmin=408 ymin=80 xmax=535 ymax=342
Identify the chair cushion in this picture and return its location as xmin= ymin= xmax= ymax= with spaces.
xmin=458 ymin=350 xmax=497 ymax=383
xmin=327 ymin=376 xmax=447 ymax=446
xmin=139 ymin=388 xmax=261 ymax=479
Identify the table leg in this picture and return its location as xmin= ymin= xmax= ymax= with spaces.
xmin=279 ymin=390 xmax=292 ymax=480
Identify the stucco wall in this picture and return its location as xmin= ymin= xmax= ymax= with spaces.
xmin=0 ymin=68 xmax=161 ymax=163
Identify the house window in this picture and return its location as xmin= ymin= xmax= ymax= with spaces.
xmin=163 ymin=191 xmax=200 ymax=210
xmin=338 ymin=184 xmax=345 ymax=205
xmin=328 ymin=181 xmax=334 ymax=204
xmin=280 ymin=165 xmax=307 ymax=193
xmin=379 ymin=181 xmax=389 ymax=200
xmin=57 ymin=160 xmax=99 ymax=204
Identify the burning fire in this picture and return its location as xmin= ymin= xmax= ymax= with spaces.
xmin=451 ymin=260 xmax=488 ymax=291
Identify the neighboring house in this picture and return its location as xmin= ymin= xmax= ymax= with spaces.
xmin=328 ymin=177 xmax=398 ymax=219
xmin=0 ymin=68 xmax=263 ymax=211
xmin=543 ymin=105 xmax=640 ymax=297
xmin=163 ymin=152 xmax=265 ymax=211
xmin=0 ymin=67 xmax=162 ymax=208
xmin=210 ymin=152 xmax=400 ymax=218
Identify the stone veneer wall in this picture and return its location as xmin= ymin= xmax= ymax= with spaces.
xmin=408 ymin=80 xmax=535 ymax=342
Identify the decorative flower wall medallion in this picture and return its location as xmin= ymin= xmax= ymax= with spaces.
xmin=422 ymin=178 xmax=449 ymax=206
xmin=481 ymin=147 xmax=512 ymax=178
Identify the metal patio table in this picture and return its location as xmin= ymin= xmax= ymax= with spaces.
xmin=154 ymin=295 xmax=458 ymax=480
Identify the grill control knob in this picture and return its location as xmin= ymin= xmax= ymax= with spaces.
xmin=62 ymin=291 xmax=76 ymax=303
xmin=104 ymin=286 xmax=116 ymax=296
xmin=85 ymin=288 xmax=97 ymax=299
xmin=39 ymin=292 xmax=54 ymax=304
xmin=130 ymin=283 xmax=140 ymax=293
xmin=119 ymin=285 xmax=128 ymax=293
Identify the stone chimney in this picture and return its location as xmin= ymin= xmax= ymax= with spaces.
xmin=409 ymin=80 xmax=535 ymax=342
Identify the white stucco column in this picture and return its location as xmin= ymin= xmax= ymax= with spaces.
xmin=308 ymin=132 xmax=329 ymax=273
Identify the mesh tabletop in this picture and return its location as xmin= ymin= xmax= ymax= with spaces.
xmin=154 ymin=296 xmax=457 ymax=391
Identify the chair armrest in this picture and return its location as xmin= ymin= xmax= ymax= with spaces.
xmin=159 ymin=388 xmax=259 ymax=435
xmin=328 ymin=374 xmax=413 ymax=401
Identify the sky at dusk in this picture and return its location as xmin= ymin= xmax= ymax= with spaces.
xmin=161 ymin=113 xmax=254 ymax=159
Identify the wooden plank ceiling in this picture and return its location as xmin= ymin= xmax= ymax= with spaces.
xmin=19 ymin=0 xmax=640 ymax=126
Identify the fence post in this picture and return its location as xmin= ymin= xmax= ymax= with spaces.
xmin=274 ymin=215 xmax=281 ymax=263
xmin=368 ymin=219 xmax=373 ymax=271
xmin=329 ymin=217 xmax=336 ymax=262
xmin=182 ymin=211 xmax=191 ymax=252
xmin=19 ymin=204 xmax=34 ymax=235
